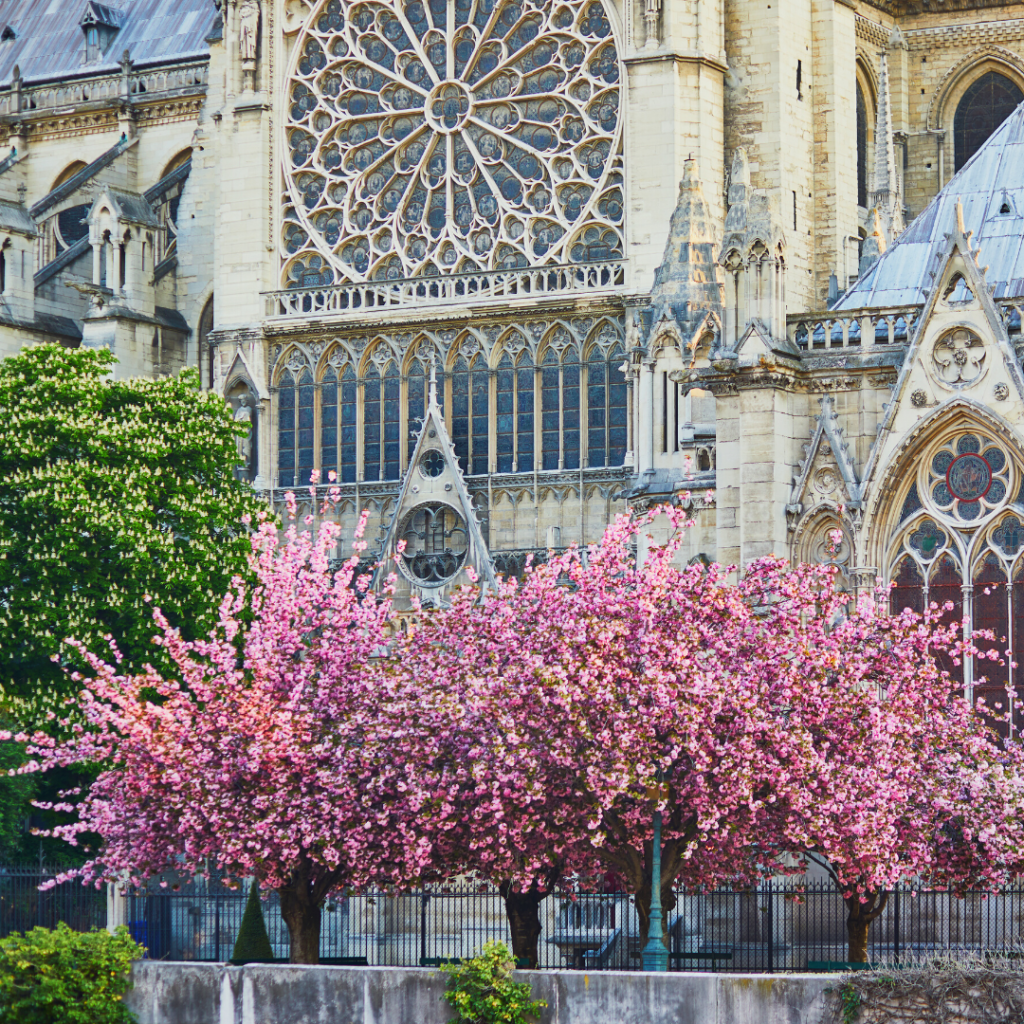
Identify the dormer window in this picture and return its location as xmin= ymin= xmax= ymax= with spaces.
xmin=80 ymin=2 xmax=121 ymax=64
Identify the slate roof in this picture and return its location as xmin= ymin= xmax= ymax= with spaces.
xmin=0 ymin=0 xmax=216 ymax=86
xmin=838 ymin=100 xmax=1024 ymax=309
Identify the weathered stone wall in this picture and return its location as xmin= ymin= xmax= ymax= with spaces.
xmin=125 ymin=963 xmax=835 ymax=1024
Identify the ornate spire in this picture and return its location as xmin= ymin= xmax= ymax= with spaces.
xmin=648 ymin=157 xmax=724 ymax=332
xmin=870 ymin=52 xmax=904 ymax=245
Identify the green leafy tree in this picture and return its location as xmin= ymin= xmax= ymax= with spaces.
xmin=0 ymin=923 xmax=143 ymax=1024
xmin=0 ymin=344 xmax=266 ymax=717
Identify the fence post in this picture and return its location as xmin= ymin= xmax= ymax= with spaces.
xmin=420 ymin=894 xmax=429 ymax=965
xmin=215 ymin=888 xmax=221 ymax=963
xmin=893 ymin=887 xmax=900 ymax=962
xmin=766 ymin=879 xmax=774 ymax=973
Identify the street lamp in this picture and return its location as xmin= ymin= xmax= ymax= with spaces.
xmin=641 ymin=773 xmax=669 ymax=972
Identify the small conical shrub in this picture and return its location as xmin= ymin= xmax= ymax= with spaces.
xmin=232 ymin=881 xmax=275 ymax=963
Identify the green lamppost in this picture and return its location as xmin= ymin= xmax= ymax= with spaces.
xmin=641 ymin=775 xmax=668 ymax=972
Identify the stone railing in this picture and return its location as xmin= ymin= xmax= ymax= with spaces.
xmin=0 ymin=60 xmax=208 ymax=116
xmin=265 ymin=261 xmax=626 ymax=319
xmin=788 ymin=298 xmax=1024 ymax=352
xmin=787 ymin=305 xmax=922 ymax=351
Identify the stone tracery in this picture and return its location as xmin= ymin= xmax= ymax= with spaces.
xmin=282 ymin=0 xmax=624 ymax=285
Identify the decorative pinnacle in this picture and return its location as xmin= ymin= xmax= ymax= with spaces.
xmin=428 ymin=354 xmax=438 ymax=408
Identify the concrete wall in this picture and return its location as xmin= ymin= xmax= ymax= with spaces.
xmin=125 ymin=962 xmax=836 ymax=1024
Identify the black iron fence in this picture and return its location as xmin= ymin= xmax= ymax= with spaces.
xmin=123 ymin=879 xmax=1024 ymax=970
xmin=0 ymin=865 xmax=106 ymax=939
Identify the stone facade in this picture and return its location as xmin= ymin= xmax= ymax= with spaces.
xmin=1 ymin=0 xmax=1023 ymax=677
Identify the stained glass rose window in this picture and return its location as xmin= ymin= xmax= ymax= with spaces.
xmin=282 ymin=0 xmax=624 ymax=284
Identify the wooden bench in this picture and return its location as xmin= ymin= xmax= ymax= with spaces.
xmin=420 ymin=956 xmax=462 ymax=967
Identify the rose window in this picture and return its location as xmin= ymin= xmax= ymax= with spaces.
xmin=927 ymin=433 xmax=1008 ymax=524
xmin=399 ymin=502 xmax=468 ymax=585
xmin=282 ymin=0 xmax=624 ymax=284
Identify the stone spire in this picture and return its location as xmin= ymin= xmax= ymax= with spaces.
xmin=647 ymin=157 xmax=724 ymax=338
xmin=870 ymin=52 xmax=904 ymax=244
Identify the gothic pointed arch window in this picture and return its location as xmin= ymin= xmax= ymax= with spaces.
xmin=856 ymin=80 xmax=868 ymax=209
xmin=954 ymin=71 xmax=1024 ymax=171
xmin=363 ymin=363 xmax=381 ymax=480
xmin=383 ymin=362 xmax=401 ymax=480
xmin=562 ymin=349 xmax=581 ymax=471
xmin=541 ymin=348 xmax=560 ymax=471
xmin=587 ymin=343 xmax=627 ymax=467
xmin=407 ymin=357 xmax=426 ymax=457
xmin=321 ymin=361 xmax=358 ymax=483
xmin=277 ymin=366 xmax=315 ymax=488
xmin=447 ymin=348 xmax=490 ymax=476
xmin=885 ymin=426 xmax=1024 ymax=730
xmin=451 ymin=356 xmax=470 ymax=473
xmin=496 ymin=353 xmax=515 ymax=474
xmin=471 ymin=358 xmax=490 ymax=475
xmin=517 ymin=354 xmax=535 ymax=474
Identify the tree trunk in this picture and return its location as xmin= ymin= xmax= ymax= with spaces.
xmin=278 ymin=879 xmax=323 ymax=964
xmin=499 ymin=881 xmax=548 ymax=968
xmin=844 ymin=891 xmax=887 ymax=964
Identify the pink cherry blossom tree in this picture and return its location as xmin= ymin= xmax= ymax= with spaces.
xmin=754 ymin=555 xmax=1024 ymax=962
xmin=13 ymin=494 xmax=406 ymax=964
xmin=384 ymin=507 xmax=823 ymax=956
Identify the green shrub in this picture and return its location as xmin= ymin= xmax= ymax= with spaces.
xmin=0 ymin=922 xmax=143 ymax=1024
xmin=441 ymin=940 xmax=546 ymax=1024
xmin=232 ymin=882 xmax=275 ymax=962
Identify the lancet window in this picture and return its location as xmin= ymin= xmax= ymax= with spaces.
xmin=887 ymin=428 xmax=1024 ymax=731
xmin=277 ymin=368 xmax=315 ymax=488
xmin=587 ymin=344 xmax=627 ymax=467
xmin=321 ymin=364 xmax=358 ymax=483
xmin=450 ymin=355 xmax=489 ymax=476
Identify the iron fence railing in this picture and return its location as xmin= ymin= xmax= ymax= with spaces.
xmin=0 ymin=865 xmax=106 ymax=938
xmin=123 ymin=880 xmax=1024 ymax=970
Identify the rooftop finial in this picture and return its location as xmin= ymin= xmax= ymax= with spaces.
xmin=428 ymin=353 xmax=438 ymax=407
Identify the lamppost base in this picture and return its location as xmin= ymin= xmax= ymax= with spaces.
xmin=641 ymin=940 xmax=668 ymax=972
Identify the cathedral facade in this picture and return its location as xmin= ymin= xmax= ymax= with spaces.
xmin=0 ymin=0 xmax=1023 ymax=705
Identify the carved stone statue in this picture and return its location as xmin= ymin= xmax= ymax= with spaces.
xmin=239 ymin=0 xmax=260 ymax=61
xmin=234 ymin=394 xmax=253 ymax=463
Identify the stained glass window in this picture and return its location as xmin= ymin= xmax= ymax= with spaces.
xmin=297 ymin=369 xmax=315 ymax=487
xmin=363 ymin=366 xmax=381 ymax=480
xmin=383 ymin=363 xmax=401 ymax=480
xmin=496 ymin=353 xmax=514 ymax=474
xmin=451 ymin=357 xmax=470 ymax=472
xmin=562 ymin=352 xmax=580 ymax=471
xmin=282 ymin=0 xmax=624 ymax=284
xmin=541 ymin=349 xmax=560 ymax=471
xmin=407 ymin=358 xmax=426 ymax=458
xmin=471 ymin=360 xmax=490 ymax=475
xmin=587 ymin=345 xmax=627 ymax=467
xmin=278 ymin=369 xmax=296 ymax=488
xmin=954 ymin=72 xmax=1023 ymax=172
xmin=321 ymin=364 xmax=358 ymax=484
xmin=856 ymin=81 xmax=867 ymax=209
xmin=517 ymin=356 xmax=534 ymax=473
